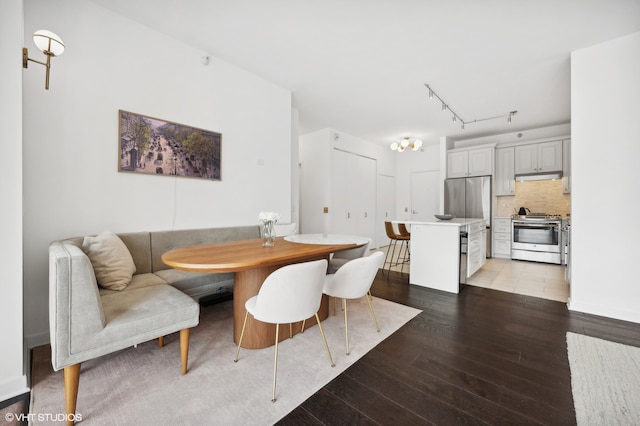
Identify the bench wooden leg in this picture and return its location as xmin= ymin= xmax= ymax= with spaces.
xmin=180 ymin=328 xmax=190 ymax=375
xmin=63 ymin=363 xmax=81 ymax=426
xmin=158 ymin=336 xmax=164 ymax=347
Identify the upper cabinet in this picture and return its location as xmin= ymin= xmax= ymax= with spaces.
xmin=495 ymin=147 xmax=515 ymax=196
xmin=562 ymin=139 xmax=571 ymax=193
xmin=447 ymin=146 xmax=494 ymax=178
xmin=514 ymin=140 xmax=563 ymax=174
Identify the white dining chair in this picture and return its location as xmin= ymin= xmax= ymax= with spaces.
xmin=233 ymin=259 xmax=334 ymax=402
xmin=328 ymin=237 xmax=372 ymax=274
xmin=322 ymin=251 xmax=384 ymax=355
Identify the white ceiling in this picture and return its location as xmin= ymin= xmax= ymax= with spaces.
xmin=89 ymin=0 xmax=640 ymax=146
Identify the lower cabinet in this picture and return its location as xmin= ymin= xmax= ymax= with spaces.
xmin=492 ymin=217 xmax=512 ymax=258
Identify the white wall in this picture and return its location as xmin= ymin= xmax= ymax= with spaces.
xmin=0 ymin=0 xmax=29 ymax=401
xmin=299 ymin=128 xmax=396 ymax=247
xmin=394 ymin=143 xmax=441 ymax=220
xmin=23 ymin=0 xmax=293 ymax=345
xmin=570 ymin=32 xmax=640 ymax=323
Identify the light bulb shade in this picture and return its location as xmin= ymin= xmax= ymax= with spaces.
xmin=390 ymin=142 xmax=399 ymax=150
xmin=411 ymin=140 xmax=423 ymax=150
xmin=397 ymin=145 xmax=406 ymax=152
xmin=33 ymin=30 xmax=65 ymax=56
xmin=400 ymin=138 xmax=410 ymax=148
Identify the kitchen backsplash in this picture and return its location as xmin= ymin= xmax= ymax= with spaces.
xmin=496 ymin=179 xmax=571 ymax=217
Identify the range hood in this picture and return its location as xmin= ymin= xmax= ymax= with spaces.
xmin=515 ymin=171 xmax=563 ymax=182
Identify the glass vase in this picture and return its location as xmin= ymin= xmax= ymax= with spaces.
xmin=262 ymin=220 xmax=276 ymax=247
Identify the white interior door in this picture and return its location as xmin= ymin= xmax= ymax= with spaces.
xmin=376 ymin=174 xmax=395 ymax=248
xmin=410 ymin=171 xmax=439 ymax=222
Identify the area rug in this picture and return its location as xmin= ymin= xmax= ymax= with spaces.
xmin=30 ymin=296 xmax=421 ymax=425
xmin=567 ymin=332 xmax=640 ymax=425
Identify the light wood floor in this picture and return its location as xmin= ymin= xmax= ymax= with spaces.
xmin=467 ymin=257 xmax=569 ymax=302
xmin=376 ymin=244 xmax=569 ymax=303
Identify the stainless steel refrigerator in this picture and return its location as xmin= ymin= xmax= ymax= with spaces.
xmin=444 ymin=176 xmax=492 ymax=257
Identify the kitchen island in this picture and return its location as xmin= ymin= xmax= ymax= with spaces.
xmin=407 ymin=218 xmax=486 ymax=294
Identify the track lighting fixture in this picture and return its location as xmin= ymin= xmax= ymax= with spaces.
xmin=424 ymin=84 xmax=518 ymax=130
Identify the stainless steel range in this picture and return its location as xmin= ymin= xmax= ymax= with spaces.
xmin=511 ymin=213 xmax=563 ymax=264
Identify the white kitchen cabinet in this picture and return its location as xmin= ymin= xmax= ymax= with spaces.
xmin=562 ymin=139 xmax=571 ymax=193
xmin=409 ymin=218 xmax=486 ymax=294
xmin=447 ymin=146 xmax=494 ymax=178
xmin=492 ymin=217 xmax=512 ymax=258
xmin=515 ymin=140 xmax=562 ymax=175
xmin=467 ymin=223 xmax=486 ymax=278
xmin=495 ymin=147 xmax=515 ymax=196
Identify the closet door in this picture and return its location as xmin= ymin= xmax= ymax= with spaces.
xmin=331 ymin=150 xmax=376 ymax=242
xmin=354 ymin=154 xmax=376 ymax=242
xmin=331 ymin=149 xmax=351 ymax=235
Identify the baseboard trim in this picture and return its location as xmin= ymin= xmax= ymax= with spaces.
xmin=568 ymin=299 xmax=640 ymax=324
xmin=0 ymin=375 xmax=29 ymax=405
xmin=25 ymin=331 xmax=49 ymax=350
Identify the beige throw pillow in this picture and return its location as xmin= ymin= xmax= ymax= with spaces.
xmin=82 ymin=231 xmax=136 ymax=290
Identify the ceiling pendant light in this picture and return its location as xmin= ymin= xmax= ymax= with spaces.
xmin=390 ymin=137 xmax=422 ymax=152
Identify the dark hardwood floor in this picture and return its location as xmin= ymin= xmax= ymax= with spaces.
xmin=278 ymin=270 xmax=640 ymax=425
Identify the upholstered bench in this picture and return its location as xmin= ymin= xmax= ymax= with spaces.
xmin=48 ymin=225 xmax=263 ymax=425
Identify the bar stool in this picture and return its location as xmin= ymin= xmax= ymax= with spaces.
xmin=383 ymin=222 xmax=410 ymax=274
xmin=397 ymin=223 xmax=411 ymax=264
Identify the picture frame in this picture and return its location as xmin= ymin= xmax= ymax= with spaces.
xmin=118 ymin=110 xmax=221 ymax=180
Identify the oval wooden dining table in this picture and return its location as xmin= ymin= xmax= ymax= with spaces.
xmin=161 ymin=236 xmax=364 ymax=349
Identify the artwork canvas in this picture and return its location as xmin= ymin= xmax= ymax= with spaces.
xmin=119 ymin=110 xmax=221 ymax=180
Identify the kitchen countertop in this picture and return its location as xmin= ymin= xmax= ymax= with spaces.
xmin=396 ymin=218 xmax=485 ymax=227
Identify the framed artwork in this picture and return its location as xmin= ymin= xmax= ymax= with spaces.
xmin=118 ymin=110 xmax=221 ymax=180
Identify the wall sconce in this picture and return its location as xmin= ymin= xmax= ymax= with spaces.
xmin=23 ymin=30 xmax=65 ymax=90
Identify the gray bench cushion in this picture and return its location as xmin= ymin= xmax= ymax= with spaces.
xmin=98 ymin=272 xmax=168 ymax=296
xmin=154 ymin=269 xmax=234 ymax=299
xmin=68 ymin=284 xmax=199 ymax=366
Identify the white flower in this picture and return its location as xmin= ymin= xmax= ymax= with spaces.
xmin=258 ymin=211 xmax=280 ymax=222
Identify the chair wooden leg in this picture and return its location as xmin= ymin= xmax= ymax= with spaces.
xmin=180 ymin=328 xmax=190 ymax=375
xmin=315 ymin=313 xmax=335 ymax=367
xmin=63 ymin=363 xmax=81 ymax=426
xmin=234 ymin=311 xmax=249 ymax=362
xmin=301 ymin=319 xmax=306 ymax=333
xmin=158 ymin=336 xmax=164 ymax=348
xmin=272 ymin=324 xmax=280 ymax=402
xmin=366 ymin=293 xmax=380 ymax=332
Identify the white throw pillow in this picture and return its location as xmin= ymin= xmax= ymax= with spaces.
xmin=82 ymin=231 xmax=136 ymax=291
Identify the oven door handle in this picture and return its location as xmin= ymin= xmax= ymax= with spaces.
xmin=513 ymin=222 xmax=559 ymax=228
